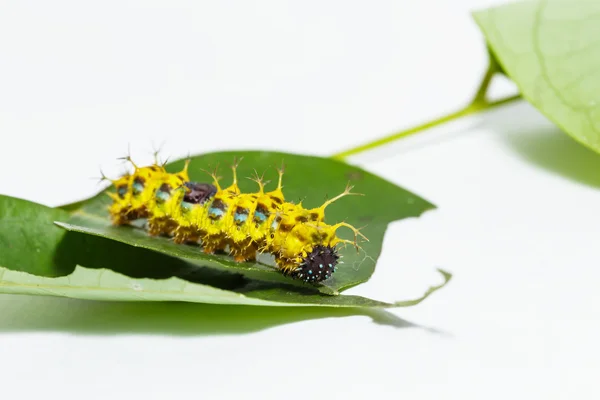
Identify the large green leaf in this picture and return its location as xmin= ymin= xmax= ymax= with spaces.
xmin=0 ymin=153 xmax=450 ymax=307
xmin=0 ymin=264 xmax=450 ymax=308
xmin=473 ymin=0 xmax=600 ymax=153
xmin=59 ymin=150 xmax=435 ymax=294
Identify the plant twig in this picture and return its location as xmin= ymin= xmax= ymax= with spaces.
xmin=331 ymin=60 xmax=522 ymax=161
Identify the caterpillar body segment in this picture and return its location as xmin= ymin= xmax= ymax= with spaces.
xmin=105 ymin=156 xmax=367 ymax=283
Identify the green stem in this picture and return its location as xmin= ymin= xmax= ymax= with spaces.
xmin=331 ymin=60 xmax=522 ymax=161
xmin=471 ymin=52 xmax=500 ymax=105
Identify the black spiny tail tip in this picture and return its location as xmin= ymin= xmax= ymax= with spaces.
xmin=292 ymin=245 xmax=339 ymax=283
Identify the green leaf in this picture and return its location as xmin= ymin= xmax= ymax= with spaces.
xmin=0 ymin=194 xmax=451 ymax=307
xmin=473 ymin=0 xmax=600 ymax=153
xmin=0 ymin=195 xmax=74 ymax=277
xmin=0 ymin=265 xmax=451 ymax=308
xmin=59 ymin=150 xmax=435 ymax=294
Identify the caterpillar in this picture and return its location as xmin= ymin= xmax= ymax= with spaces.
xmin=102 ymin=154 xmax=367 ymax=284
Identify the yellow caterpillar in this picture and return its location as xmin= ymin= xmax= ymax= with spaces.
xmin=103 ymin=155 xmax=367 ymax=283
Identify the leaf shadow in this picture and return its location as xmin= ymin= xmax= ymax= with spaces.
xmin=482 ymin=102 xmax=600 ymax=188
xmin=54 ymin=230 xmax=322 ymax=295
xmin=0 ymin=294 xmax=444 ymax=336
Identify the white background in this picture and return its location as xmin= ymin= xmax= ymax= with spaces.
xmin=1 ymin=0 xmax=598 ymax=399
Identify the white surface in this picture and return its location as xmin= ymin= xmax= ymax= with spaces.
xmin=0 ymin=0 xmax=598 ymax=399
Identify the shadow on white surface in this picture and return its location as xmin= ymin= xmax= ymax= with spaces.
xmin=0 ymin=294 xmax=446 ymax=336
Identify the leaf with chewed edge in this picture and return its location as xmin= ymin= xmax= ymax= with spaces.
xmin=58 ymin=150 xmax=437 ymax=294
xmin=0 ymin=194 xmax=451 ymax=307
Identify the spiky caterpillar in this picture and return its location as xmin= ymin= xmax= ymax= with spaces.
xmin=104 ymin=156 xmax=367 ymax=283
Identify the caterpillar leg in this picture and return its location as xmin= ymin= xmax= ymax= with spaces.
xmin=110 ymin=211 xmax=133 ymax=226
xmin=173 ymin=225 xmax=201 ymax=244
xmin=148 ymin=216 xmax=176 ymax=237
xmin=229 ymin=239 xmax=258 ymax=263
xmin=122 ymin=206 xmax=149 ymax=222
xmin=202 ymin=234 xmax=228 ymax=255
xmin=275 ymin=258 xmax=300 ymax=276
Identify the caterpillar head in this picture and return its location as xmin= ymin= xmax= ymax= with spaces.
xmin=293 ymin=245 xmax=339 ymax=283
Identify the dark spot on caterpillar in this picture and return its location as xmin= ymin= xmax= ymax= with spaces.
xmin=213 ymin=199 xmax=226 ymax=209
xmin=295 ymin=232 xmax=307 ymax=242
xmin=155 ymin=183 xmax=172 ymax=203
xmin=311 ymin=231 xmax=328 ymax=242
xmin=126 ymin=207 xmax=148 ymax=221
xmin=278 ymin=223 xmax=293 ymax=233
xmin=183 ymin=182 xmax=217 ymax=205
xmin=309 ymin=212 xmax=319 ymax=221
xmin=159 ymin=183 xmax=172 ymax=194
xmin=254 ymin=204 xmax=269 ymax=224
xmin=291 ymin=245 xmax=339 ymax=283
xmin=295 ymin=215 xmax=308 ymax=223
xmin=208 ymin=198 xmax=226 ymax=220
xmin=150 ymin=165 xmax=160 ymax=171
xmin=234 ymin=206 xmax=249 ymax=225
xmin=270 ymin=195 xmax=283 ymax=205
xmin=133 ymin=177 xmax=145 ymax=194
xmin=116 ymin=185 xmax=128 ymax=199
